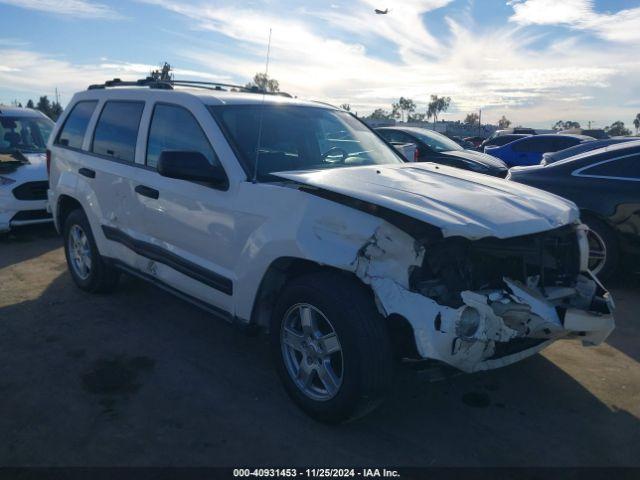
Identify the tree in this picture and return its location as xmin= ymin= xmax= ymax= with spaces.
xmin=498 ymin=116 xmax=511 ymax=129
xmin=36 ymin=96 xmax=52 ymax=118
xmin=339 ymin=104 xmax=351 ymax=111
xmin=391 ymin=97 xmax=416 ymax=123
xmin=464 ymin=112 xmax=479 ymax=126
xmin=245 ymin=73 xmax=279 ymax=93
xmin=633 ymin=113 xmax=640 ymax=134
xmin=408 ymin=112 xmax=426 ymax=122
xmin=552 ymin=120 xmax=581 ymax=131
xmin=366 ymin=109 xmax=393 ymax=120
xmin=426 ymin=95 xmax=451 ymax=126
xmin=26 ymin=99 xmax=35 ymax=109
xmin=50 ymin=101 xmax=63 ymax=121
xmin=605 ymin=121 xmax=631 ymax=137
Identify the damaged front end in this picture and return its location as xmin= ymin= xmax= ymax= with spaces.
xmin=353 ymin=221 xmax=615 ymax=373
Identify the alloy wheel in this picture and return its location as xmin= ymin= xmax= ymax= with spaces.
xmin=280 ymin=303 xmax=344 ymax=401
xmin=68 ymin=224 xmax=92 ymax=280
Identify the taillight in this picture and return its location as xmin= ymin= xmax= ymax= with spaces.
xmin=46 ymin=149 xmax=51 ymax=176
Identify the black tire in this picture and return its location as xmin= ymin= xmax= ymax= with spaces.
xmin=270 ymin=271 xmax=393 ymax=423
xmin=63 ymin=209 xmax=119 ymax=293
xmin=583 ymin=216 xmax=619 ymax=280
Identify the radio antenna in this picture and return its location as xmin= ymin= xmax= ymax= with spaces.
xmin=252 ymin=28 xmax=272 ymax=184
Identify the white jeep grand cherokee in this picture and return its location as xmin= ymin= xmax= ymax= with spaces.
xmin=48 ymin=79 xmax=614 ymax=422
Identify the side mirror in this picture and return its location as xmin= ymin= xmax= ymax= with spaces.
xmin=157 ymin=151 xmax=228 ymax=187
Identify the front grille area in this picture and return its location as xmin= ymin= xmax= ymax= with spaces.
xmin=12 ymin=181 xmax=49 ymax=201
xmin=411 ymin=224 xmax=581 ymax=308
xmin=11 ymin=210 xmax=52 ymax=222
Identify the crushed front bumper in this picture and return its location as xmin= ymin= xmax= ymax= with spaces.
xmin=370 ymin=272 xmax=614 ymax=373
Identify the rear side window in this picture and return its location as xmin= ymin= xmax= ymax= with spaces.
xmin=553 ymin=137 xmax=580 ymax=150
xmin=512 ymin=137 xmax=554 ymax=153
xmin=55 ymin=101 xmax=98 ymax=149
xmin=146 ymin=104 xmax=218 ymax=169
xmin=581 ymin=154 xmax=640 ymax=180
xmin=379 ymin=130 xmax=413 ymax=144
xmin=92 ymin=101 xmax=144 ymax=162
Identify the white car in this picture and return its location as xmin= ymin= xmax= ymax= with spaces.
xmin=0 ymin=107 xmax=54 ymax=233
xmin=48 ymin=79 xmax=614 ymax=422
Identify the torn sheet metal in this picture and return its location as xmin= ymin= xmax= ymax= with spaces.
xmin=351 ymin=223 xmax=616 ymax=373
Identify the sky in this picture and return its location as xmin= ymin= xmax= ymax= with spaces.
xmin=0 ymin=0 xmax=638 ymax=128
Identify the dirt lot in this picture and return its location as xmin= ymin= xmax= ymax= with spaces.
xmin=0 ymin=225 xmax=639 ymax=467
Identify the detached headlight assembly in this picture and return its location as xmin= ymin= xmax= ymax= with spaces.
xmin=0 ymin=176 xmax=16 ymax=187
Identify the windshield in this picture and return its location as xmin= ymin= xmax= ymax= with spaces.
xmin=407 ymin=129 xmax=463 ymax=152
xmin=209 ymin=105 xmax=403 ymax=181
xmin=0 ymin=115 xmax=54 ymax=154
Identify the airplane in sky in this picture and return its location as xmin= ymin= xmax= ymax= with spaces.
xmin=374 ymin=8 xmax=389 ymax=14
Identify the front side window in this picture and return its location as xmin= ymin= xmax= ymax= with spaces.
xmin=0 ymin=115 xmax=54 ymax=154
xmin=146 ymin=104 xmax=218 ymax=169
xmin=209 ymin=105 xmax=403 ymax=181
xmin=55 ymin=101 xmax=97 ymax=149
xmin=92 ymin=101 xmax=144 ymax=162
xmin=581 ymin=154 xmax=640 ymax=179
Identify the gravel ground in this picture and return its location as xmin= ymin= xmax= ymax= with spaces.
xmin=0 ymin=225 xmax=638 ymax=467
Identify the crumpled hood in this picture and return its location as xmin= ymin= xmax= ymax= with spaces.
xmin=274 ymin=163 xmax=578 ymax=239
xmin=443 ymin=149 xmax=507 ymax=170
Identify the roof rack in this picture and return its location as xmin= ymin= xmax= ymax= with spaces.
xmin=88 ymin=77 xmax=292 ymax=97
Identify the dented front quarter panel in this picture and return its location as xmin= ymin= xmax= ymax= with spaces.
xmin=233 ymin=180 xmax=614 ymax=375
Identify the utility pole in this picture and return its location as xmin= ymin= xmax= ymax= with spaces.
xmin=54 ymin=87 xmax=60 ymax=105
xmin=478 ymin=108 xmax=482 ymax=135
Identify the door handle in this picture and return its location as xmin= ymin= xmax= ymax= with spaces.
xmin=135 ymin=185 xmax=159 ymax=199
xmin=79 ymin=168 xmax=95 ymax=178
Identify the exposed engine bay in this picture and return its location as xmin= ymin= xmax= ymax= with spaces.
xmin=352 ymin=221 xmax=615 ymax=373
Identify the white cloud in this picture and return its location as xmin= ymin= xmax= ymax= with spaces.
xmin=2 ymin=0 xmax=638 ymax=128
xmin=0 ymin=50 xmax=225 ymax=104
xmin=0 ymin=0 xmax=123 ymax=19
xmin=508 ymin=0 xmax=640 ymax=42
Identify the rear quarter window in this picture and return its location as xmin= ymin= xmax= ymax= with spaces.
xmin=580 ymin=154 xmax=640 ymax=180
xmin=55 ymin=101 xmax=98 ymax=149
xmin=92 ymin=101 xmax=144 ymax=162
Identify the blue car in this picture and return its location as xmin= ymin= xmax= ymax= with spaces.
xmin=485 ymin=134 xmax=594 ymax=167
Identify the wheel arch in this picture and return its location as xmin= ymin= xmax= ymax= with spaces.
xmin=56 ymin=194 xmax=84 ymax=230
xmin=249 ymin=257 xmax=362 ymax=330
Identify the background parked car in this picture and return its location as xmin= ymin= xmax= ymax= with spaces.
xmin=559 ymin=128 xmax=609 ymax=140
xmin=508 ymin=140 xmax=640 ymax=278
xmin=488 ymin=127 xmax=538 ymax=138
xmin=479 ymin=133 xmax=531 ymax=152
xmin=486 ymin=134 xmax=593 ymax=167
xmin=463 ymin=136 xmax=486 ymax=148
xmin=0 ymin=106 xmax=54 ymax=233
xmin=541 ymin=137 xmax=637 ymax=165
xmin=377 ymin=126 xmax=508 ymax=177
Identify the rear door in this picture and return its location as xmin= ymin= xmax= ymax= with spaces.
xmin=83 ymin=100 xmax=145 ymax=263
xmin=511 ymin=137 xmax=554 ymax=166
xmin=573 ymin=153 xmax=640 ymax=255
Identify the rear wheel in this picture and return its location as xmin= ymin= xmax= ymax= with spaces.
xmin=63 ymin=209 xmax=119 ymax=293
xmin=271 ymin=271 xmax=393 ymax=423
xmin=583 ymin=216 xmax=619 ymax=280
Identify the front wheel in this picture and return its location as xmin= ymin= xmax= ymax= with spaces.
xmin=271 ymin=271 xmax=393 ymax=423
